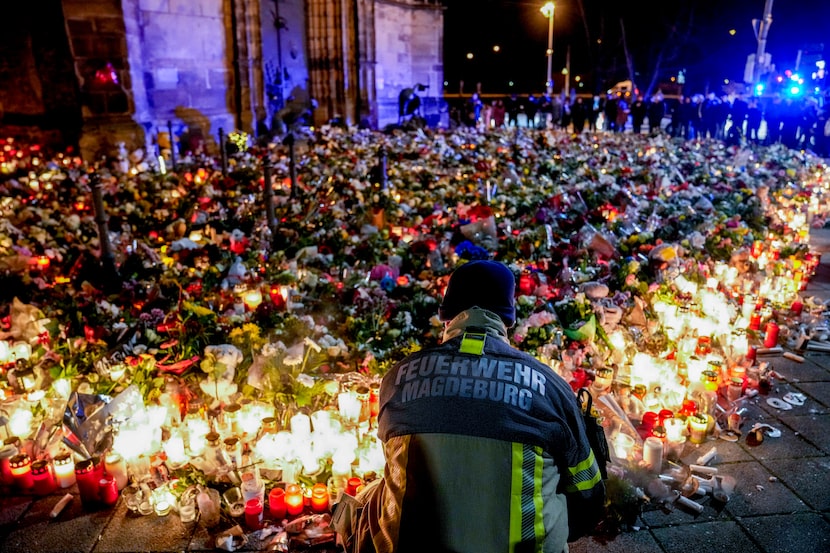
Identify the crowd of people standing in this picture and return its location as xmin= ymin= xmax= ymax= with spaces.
xmin=452 ymin=90 xmax=830 ymax=157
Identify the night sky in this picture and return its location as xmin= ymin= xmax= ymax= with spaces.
xmin=443 ymin=0 xmax=830 ymax=95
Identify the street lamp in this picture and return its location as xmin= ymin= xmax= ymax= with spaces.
xmin=541 ymin=2 xmax=555 ymax=95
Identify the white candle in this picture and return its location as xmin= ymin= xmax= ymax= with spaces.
xmin=338 ymin=391 xmax=362 ymax=424
xmin=290 ymin=413 xmax=311 ymax=439
xmin=53 ymin=454 xmax=76 ymax=488
xmin=104 ymin=453 xmax=129 ymax=490
xmin=643 ymin=437 xmax=663 ymax=474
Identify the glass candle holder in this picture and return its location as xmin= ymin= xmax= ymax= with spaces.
xmin=75 ymin=458 xmax=103 ymax=508
xmin=31 ymin=459 xmax=56 ymax=495
xmin=643 ymin=437 xmax=664 ymax=474
xmin=245 ymin=498 xmax=263 ymax=530
xmin=10 ymin=453 xmax=34 ymax=491
xmin=241 ymin=472 xmax=265 ymax=505
xmin=688 ymin=414 xmax=709 ymax=444
xmin=104 ymin=453 xmax=129 ymax=490
xmin=285 ymin=483 xmax=304 ymax=516
xmin=0 ymin=444 xmax=19 ymax=486
xmin=268 ymin=487 xmax=286 ymax=520
xmin=99 ymin=474 xmax=119 ymax=507
xmin=310 ymin=483 xmax=329 ymax=513
xmin=122 ymin=483 xmax=143 ymax=513
xmin=345 ymin=477 xmax=363 ymax=496
xmin=223 ymin=486 xmax=246 ymax=518
xmin=152 ymin=486 xmax=175 ymax=516
xmin=612 ymin=433 xmax=635 ymax=460
xmin=53 ymin=453 xmax=76 ymax=488
xmin=178 ymin=488 xmax=198 ymax=523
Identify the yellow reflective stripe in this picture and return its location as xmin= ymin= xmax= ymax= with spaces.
xmin=565 ymin=469 xmax=602 ymax=492
xmin=568 ymin=449 xmax=596 ymax=476
xmin=565 ymin=449 xmax=602 ymax=492
xmin=509 ymin=442 xmax=524 ymax=553
xmin=531 ymin=445 xmax=545 ymax=551
xmin=459 ymin=332 xmax=486 ymax=355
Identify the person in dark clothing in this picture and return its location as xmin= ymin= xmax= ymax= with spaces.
xmin=675 ymin=97 xmax=692 ymax=139
xmin=505 ymin=94 xmax=520 ymax=128
xmin=746 ymin=99 xmax=763 ymax=143
xmin=779 ymin=97 xmax=801 ymax=149
xmin=765 ymin=95 xmax=784 ymax=145
xmin=336 ymin=261 xmax=606 ymax=553
xmin=588 ymin=96 xmax=601 ymax=132
xmin=647 ymin=94 xmax=666 ymax=135
xmin=714 ymin=95 xmax=731 ymax=139
xmin=525 ymin=95 xmax=539 ymax=128
xmin=603 ymin=95 xmax=618 ymax=132
xmin=730 ymin=95 xmax=749 ymax=139
xmin=700 ymin=93 xmax=720 ymax=139
xmin=571 ymin=97 xmax=587 ymax=133
xmin=630 ymin=96 xmax=647 ymax=134
xmin=668 ymin=97 xmax=683 ymax=137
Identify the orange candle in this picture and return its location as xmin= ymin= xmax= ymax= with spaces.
xmin=10 ymin=453 xmax=33 ymax=491
xmin=285 ymin=483 xmax=304 ymax=516
xmin=310 ymin=483 xmax=329 ymax=513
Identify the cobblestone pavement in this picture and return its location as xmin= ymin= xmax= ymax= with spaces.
xmin=2 ymin=233 xmax=830 ymax=553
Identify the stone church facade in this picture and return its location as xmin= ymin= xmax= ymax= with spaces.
xmin=0 ymin=0 xmax=444 ymax=160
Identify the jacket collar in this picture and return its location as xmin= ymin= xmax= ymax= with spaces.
xmin=442 ymin=307 xmax=510 ymax=344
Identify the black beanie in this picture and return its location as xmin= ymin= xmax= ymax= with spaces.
xmin=439 ymin=260 xmax=516 ymax=327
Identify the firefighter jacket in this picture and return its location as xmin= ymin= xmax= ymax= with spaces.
xmin=344 ymin=308 xmax=605 ymax=553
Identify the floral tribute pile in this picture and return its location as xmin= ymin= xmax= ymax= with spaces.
xmin=0 ymin=127 xmax=829 ymax=540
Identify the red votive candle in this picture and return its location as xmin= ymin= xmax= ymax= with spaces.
xmin=99 ymin=474 xmax=119 ymax=506
xmin=245 ymin=498 xmax=263 ymax=530
xmin=10 ymin=453 xmax=34 ymax=491
xmin=31 ymin=460 xmax=56 ymax=495
xmin=285 ymin=483 xmax=304 ymax=516
xmin=75 ymin=458 xmax=103 ymax=508
xmin=346 ymin=477 xmax=362 ymax=496
xmin=310 ymin=483 xmax=329 ymax=513
xmin=0 ymin=444 xmax=19 ymax=486
xmin=763 ymin=321 xmax=779 ymax=348
xmin=791 ymin=300 xmax=803 ymax=315
xmin=749 ymin=312 xmax=762 ymax=331
xmin=268 ymin=487 xmax=286 ymax=520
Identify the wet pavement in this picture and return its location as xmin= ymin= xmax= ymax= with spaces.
xmin=2 ymin=233 xmax=830 ymax=553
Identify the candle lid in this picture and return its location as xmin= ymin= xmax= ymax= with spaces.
xmin=31 ymin=460 xmax=50 ymax=475
xmin=9 ymin=453 xmax=31 ymax=468
xmin=75 ymin=458 xmax=96 ymax=474
xmin=223 ymin=436 xmax=240 ymax=448
xmin=224 ymin=403 xmax=242 ymax=414
xmin=55 ymin=452 xmax=72 ymax=464
xmin=206 ymin=432 xmax=221 ymax=446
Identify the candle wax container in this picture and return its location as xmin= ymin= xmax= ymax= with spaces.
xmin=285 ymin=483 xmax=304 ymax=516
xmin=245 ymin=498 xmax=263 ymax=530
xmin=0 ymin=444 xmax=20 ymax=486
xmin=75 ymin=458 xmax=103 ymax=508
xmin=612 ymin=433 xmax=635 ymax=460
xmin=53 ymin=453 xmax=76 ymax=488
xmin=99 ymin=475 xmax=119 ymax=506
xmin=688 ymin=415 xmax=709 ymax=444
xmin=643 ymin=437 xmax=664 ymax=474
xmin=268 ymin=487 xmax=286 ymax=520
xmin=345 ymin=477 xmax=363 ymax=496
xmin=10 ymin=453 xmax=34 ymax=491
xmin=310 ymin=483 xmax=329 ymax=513
xmin=104 ymin=452 xmax=129 ymax=490
xmin=31 ymin=460 xmax=57 ymax=495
